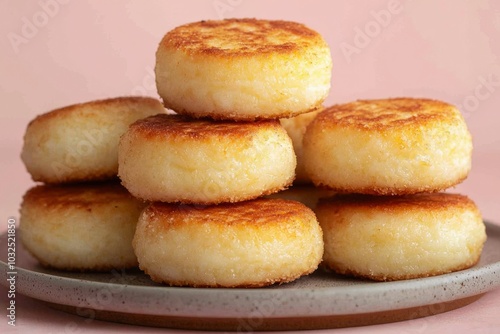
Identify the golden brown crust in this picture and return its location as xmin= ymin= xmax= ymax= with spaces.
xmin=37 ymin=173 xmax=120 ymax=185
xmin=22 ymin=182 xmax=140 ymax=210
xmin=122 ymin=182 xmax=293 ymax=205
xmin=144 ymin=198 xmax=314 ymax=229
xmin=146 ymin=267 xmax=317 ymax=288
xmin=313 ymin=98 xmax=462 ymax=130
xmin=313 ymin=174 xmax=469 ymax=196
xmin=321 ymin=256 xmax=481 ymax=282
xmin=128 ymin=114 xmax=283 ymax=140
xmin=318 ymin=192 xmax=478 ymax=215
xmin=161 ymin=182 xmax=294 ymax=206
xmin=160 ymin=18 xmax=324 ymax=58
xmin=173 ymin=104 xmax=324 ymax=121
xmin=28 ymin=96 xmax=163 ymax=126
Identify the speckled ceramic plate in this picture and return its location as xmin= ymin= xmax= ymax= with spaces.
xmin=1 ymin=222 xmax=500 ymax=331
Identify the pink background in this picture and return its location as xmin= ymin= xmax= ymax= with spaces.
xmin=1 ymin=0 xmax=499 ymax=333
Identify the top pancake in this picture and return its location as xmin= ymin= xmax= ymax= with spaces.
xmin=155 ymin=18 xmax=332 ymax=120
xmin=160 ymin=18 xmax=325 ymax=57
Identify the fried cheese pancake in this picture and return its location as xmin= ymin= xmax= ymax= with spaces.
xmin=118 ymin=114 xmax=296 ymax=204
xmin=316 ymin=193 xmax=486 ymax=281
xmin=21 ymin=97 xmax=165 ymax=184
xmin=133 ymin=199 xmax=324 ymax=287
xmin=155 ymin=18 xmax=332 ymax=120
xmin=20 ymin=182 xmax=145 ymax=271
xmin=303 ymin=98 xmax=472 ymax=195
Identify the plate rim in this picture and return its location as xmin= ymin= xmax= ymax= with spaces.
xmin=1 ymin=221 xmax=500 ymax=319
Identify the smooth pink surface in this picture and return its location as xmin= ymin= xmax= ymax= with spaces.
xmin=1 ymin=1 xmax=499 ymax=333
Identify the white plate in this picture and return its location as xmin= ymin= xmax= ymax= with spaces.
xmin=1 ymin=222 xmax=500 ymax=331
